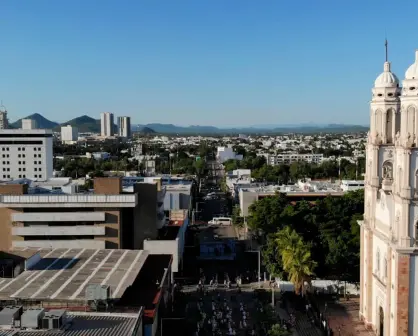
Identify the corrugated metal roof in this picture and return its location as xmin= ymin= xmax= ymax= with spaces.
xmin=15 ymin=314 xmax=138 ymax=336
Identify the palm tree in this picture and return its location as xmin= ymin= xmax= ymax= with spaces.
xmin=276 ymin=227 xmax=317 ymax=295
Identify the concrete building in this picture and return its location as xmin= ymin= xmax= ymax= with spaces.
xmin=238 ymin=180 xmax=346 ymax=217
xmin=164 ymin=184 xmax=192 ymax=211
xmin=216 ymin=146 xmax=243 ymax=163
xmin=0 ymin=177 xmax=159 ymax=250
xmin=143 ymin=209 xmax=189 ymax=277
xmin=21 ymin=119 xmax=37 ymax=130
xmin=359 ymin=49 xmax=418 ymax=335
xmin=118 ymin=116 xmax=131 ymax=138
xmin=0 ymin=107 xmax=8 ymax=130
xmin=61 ymin=125 xmax=78 ymax=144
xmin=100 ymin=112 xmax=114 ymax=137
xmin=0 ymin=129 xmax=53 ymax=181
xmin=267 ymin=153 xmax=324 ymax=165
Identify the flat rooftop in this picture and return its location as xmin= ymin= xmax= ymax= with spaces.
xmin=0 ymin=248 xmax=148 ymax=302
xmin=8 ymin=312 xmax=140 ymax=336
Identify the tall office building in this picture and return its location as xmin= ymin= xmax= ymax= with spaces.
xmin=100 ymin=112 xmax=114 ymax=137
xmin=61 ymin=125 xmax=79 ymax=144
xmin=360 ymin=48 xmax=418 ymax=336
xmin=118 ymin=116 xmax=131 ymax=138
xmin=0 ymin=129 xmax=53 ymax=181
xmin=0 ymin=108 xmax=8 ymax=130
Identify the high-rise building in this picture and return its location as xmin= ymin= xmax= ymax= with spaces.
xmin=61 ymin=125 xmax=79 ymax=144
xmin=0 ymin=129 xmax=53 ymax=181
xmin=117 ymin=116 xmax=131 ymax=138
xmin=360 ymin=48 xmax=418 ymax=336
xmin=0 ymin=105 xmax=8 ymax=130
xmin=100 ymin=112 xmax=114 ymax=137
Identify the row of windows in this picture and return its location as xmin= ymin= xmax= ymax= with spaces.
xmin=1 ymin=154 xmax=42 ymax=158
xmin=1 ymin=161 xmax=43 ymax=165
xmin=17 ymin=147 xmax=43 ymax=151
xmin=2 ymin=167 xmax=42 ymax=172
xmin=2 ymin=174 xmax=43 ymax=179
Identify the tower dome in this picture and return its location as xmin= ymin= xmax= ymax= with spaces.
xmin=405 ymin=50 xmax=418 ymax=79
xmin=374 ymin=62 xmax=399 ymax=88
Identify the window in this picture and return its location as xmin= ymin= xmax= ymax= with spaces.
xmin=39 ymin=175 xmax=42 ymax=179
xmin=22 ymin=148 xmax=25 ymax=151
xmin=39 ymin=168 xmax=42 ymax=172
xmin=384 ymin=257 xmax=388 ymax=278
xmin=22 ymin=168 xmax=25 ymax=172
xmin=38 ymin=154 xmax=41 ymax=158
xmin=18 ymin=154 xmax=21 ymax=158
xmin=18 ymin=175 xmax=21 ymax=178
xmin=34 ymin=168 xmax=37 ymax=172
xmin=410 ymin=87 xmax=416 ymax=91
xmin=23 ymin=175 xmax=26 ymax=178
xmin=34 ymin=174 xmax=37 ymax=178
xmin=18 ymin=161 xmax=21 ymax=165
xmin=18 ymin=168 xmax=21 ymax=172
xmin=376 ymin=249 xmax=380 ymax=274
xmin=34 ymin=148 xmax=37 ymax=151
xmin=17 ymin=148 xmax=21 ymax=151
xmin=22 ymin=154 xmax=25 ymax=158
xmin=33 ymin=154 xmax=36 ymax=158
xmin=2 ymin=175 xmax=5 ymax=178
xmin=7 ymin=168 xmax=10 ymax=171
xmin=388 ymin=93 xmax=393 ymax=97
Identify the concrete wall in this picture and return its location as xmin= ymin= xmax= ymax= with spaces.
xmin=134 ymin=183 xmax=158 ymax=249
xmin=144 ymin=239 xmax=179 ymax=272
xmin=164 ymin=192 xmax=191 ymax=211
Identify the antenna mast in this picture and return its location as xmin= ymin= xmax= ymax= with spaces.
xmin=385 ymin=39 xmax=388 ymax=62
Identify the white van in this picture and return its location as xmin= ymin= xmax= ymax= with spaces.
xmin=208 ymin=217 xmax=232 ymax=226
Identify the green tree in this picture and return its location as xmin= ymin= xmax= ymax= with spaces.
xmin=268 ymin=324 xmax=291 ymax=336
xmin=276 ymin=227 xmax=317 ymax=295
xmin=231 ymin=205 xmax=244 ymax=228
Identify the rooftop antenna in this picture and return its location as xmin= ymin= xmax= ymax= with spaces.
xmin=385 ymin=38 xmax=388 ymax=62
xmin=0 ymin=101 xmax=6 ymax=113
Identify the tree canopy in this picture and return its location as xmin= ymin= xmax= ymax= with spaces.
xmin=248 ymin=190 xmax=363 ymax=283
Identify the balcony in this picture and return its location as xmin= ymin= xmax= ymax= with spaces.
xmin=12 ymin=239 xmax=106 ymax=249
xmin=0 ymin=194 xmax=137 ymax=208
xmin=12 ymin=225 xmax=106 ymax=236
xmin=12 ymin=212 xmax=105 ymax=222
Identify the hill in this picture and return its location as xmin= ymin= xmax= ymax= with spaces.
xmin=57 ymin=115 xmax=101 ymax=133
xmin=10 ymin=113 xmax=59 ymax=129
xmin=137 ymin=126 xmax=156 ymax=134
xmin=134 ymin=123 xmax=368 ymax=135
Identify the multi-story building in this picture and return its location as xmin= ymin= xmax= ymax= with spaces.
xmin=61 ymin=125 xmax=79 ymax=144
xmin=100 ymin=112 xmax=114 ymax=137
xmin=0 ymin=107 xmax=8 ymax=130
xmin=267 ymin=153 xmax=324 ymax=165
xmin=359 ymin=49 xmax=418 ymax=336
xmin=0 ymin=177 xmax=159 ymax=250
xmin=0 ymin=129 xmax=53 ymax=181
xmin=118 ymin=116 xmax=131 ymax=138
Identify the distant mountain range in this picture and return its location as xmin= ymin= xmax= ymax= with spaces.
xmin=10 ymin=114 xmax=368 ymax=134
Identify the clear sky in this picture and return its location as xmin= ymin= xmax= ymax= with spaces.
xmin=0 ymin=0 xmax=418 ymax=127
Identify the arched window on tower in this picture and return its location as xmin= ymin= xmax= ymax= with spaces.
xmin=386 ymin=109 xmax=393 ymax=143
xmin=384 ymin=256 xmax=388 ymax=280
xmin=376 ymin=248 xmax=380 ymax=275
xmin=382 ymin=161 xmax=393 ymax=180
xmin=407 ymin=106 xmax=416 ymax=144
xmin=415 ymin=170 xmax=418 ymax=196
xmin=395 ymin=110 xmax=401 ymax=134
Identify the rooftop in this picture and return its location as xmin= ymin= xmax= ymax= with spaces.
xmin=4 ymin=311 xmax=141 ymax=336
xmin=0 ymin=249 xmax=148 ymax=302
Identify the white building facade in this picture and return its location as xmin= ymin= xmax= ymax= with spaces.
xmin=22 ymin=119 xmax=37 ymax=130
xmin=118 ymin=116 xmax=131 ymax=138
xmin=61 ymin=125 xmax=78 ymax=144
xmin=100 ymin=112 xmax=114 ymax=137
xmin=360 ymin=50 xmax=418 ymax=336
xmin=0 ymin=129 xmax=53 ymax=181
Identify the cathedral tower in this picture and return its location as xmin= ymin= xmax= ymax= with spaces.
xmin=360 ymin=47 xmax=418 ymax=336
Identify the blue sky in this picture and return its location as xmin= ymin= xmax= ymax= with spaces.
xmin=0 ymin=0 xmax=417 ymax=126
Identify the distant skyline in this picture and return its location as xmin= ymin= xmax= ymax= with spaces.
xmin=0 ymin=0 xmax=417 ymax=126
